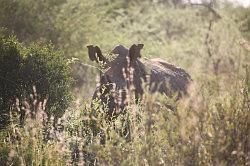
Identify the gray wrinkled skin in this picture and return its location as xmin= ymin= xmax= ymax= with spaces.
xmin=146 ymin=58 xmax=191 ymax=97
xmin=90 ymin=44 xmax=191 ymax=117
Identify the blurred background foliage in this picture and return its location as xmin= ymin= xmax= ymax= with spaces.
xmin=1 ymin=0 xmax=249 ymax=96
xmin=0 ymin=0 xmax=249 ymax=70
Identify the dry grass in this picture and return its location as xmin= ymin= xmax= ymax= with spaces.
xmin=0 ymin=64 xmax=249 ymax=166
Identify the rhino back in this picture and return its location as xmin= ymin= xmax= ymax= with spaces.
xmin=144 ymin=58 xmax=191 ymax=98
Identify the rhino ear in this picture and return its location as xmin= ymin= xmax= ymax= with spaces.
xmin=87 ymin=45 xmax=107 ymax=63
xmin=87 ymin=45 xmax=98 ymax=62
xmin=128 ymin=44 xmax=144 ymax=61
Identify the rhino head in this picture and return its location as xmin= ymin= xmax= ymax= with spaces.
xmin=87 ymin=44 xmax=147 ymax=116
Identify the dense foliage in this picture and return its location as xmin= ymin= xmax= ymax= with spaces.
xmin=0 ymin=0 xmax=250 ymax=165
xmin=0 ymin=69 xmax=249 ymax=165
xmin=0 ymin=34 xmax=72 ymax=128
xmin=0 ymin=35 xmax=23 ymax=127
xmin=0 ymin=0 xmax=65 ymax=43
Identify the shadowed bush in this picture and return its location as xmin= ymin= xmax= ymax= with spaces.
xmin=0 ymin=33 xmax=73 ymax=128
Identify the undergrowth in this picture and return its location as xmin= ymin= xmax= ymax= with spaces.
xmin=0 ymin=65 xmax=249 ymax=166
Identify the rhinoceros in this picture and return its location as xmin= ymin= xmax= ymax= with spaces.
xmin=87 ymin=44 xmax=191 ymax=116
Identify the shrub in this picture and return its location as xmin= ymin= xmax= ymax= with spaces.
xmin=21 ymin=43 xmax=73 ymax=119
xmin=0 ymin=34 xmax=23 ymax=127
xmin=0 ymin=33 xmax=73 ymax=128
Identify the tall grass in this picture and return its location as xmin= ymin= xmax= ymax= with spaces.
xmin=0 ymin=64 xmax=249 ymax=165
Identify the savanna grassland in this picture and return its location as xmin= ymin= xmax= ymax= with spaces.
xmin=0 ymin=0 xmax=249 ymax=165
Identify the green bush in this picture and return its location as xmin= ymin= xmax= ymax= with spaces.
xmin=21 ymin=43 xmax=73 ymax=118
xmin=0 ymin=34 xmax=23 ymax=127
xmin=0 ymin=33 xmax=73 ymax=128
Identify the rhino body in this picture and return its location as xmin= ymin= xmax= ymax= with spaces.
xmin=88 ymin=44 xmax=191 ymax=116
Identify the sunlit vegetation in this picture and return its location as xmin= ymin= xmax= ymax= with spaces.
xmin=0 ymin=0 xmax=249 ymax=165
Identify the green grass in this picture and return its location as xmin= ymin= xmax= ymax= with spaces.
xmin=0 ymin=0 xmax=250 ymax=165
xmin=0 ymin=64 xmax=249 ymax=165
